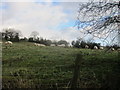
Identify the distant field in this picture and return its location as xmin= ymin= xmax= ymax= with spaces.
xmin=2 ymin=42 xmax=120 ymax=89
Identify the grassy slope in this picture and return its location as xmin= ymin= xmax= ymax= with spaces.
xmin=2 ymin=42 xmax=120 ymax=88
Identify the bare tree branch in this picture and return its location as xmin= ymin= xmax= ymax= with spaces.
xmin=76 ymin=0 xmax=120 ymax=45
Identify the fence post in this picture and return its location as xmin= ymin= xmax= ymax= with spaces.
xmin=70 ymin=53 xmax=83 ymax=89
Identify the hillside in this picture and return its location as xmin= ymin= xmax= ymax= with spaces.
xmin=2 ymin=42 xmax=120 ymax=89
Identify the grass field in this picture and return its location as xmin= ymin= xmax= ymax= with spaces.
xmin=2 ymin=42 xmax=120 ymax=89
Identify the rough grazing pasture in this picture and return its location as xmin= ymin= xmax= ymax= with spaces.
xmin=2 ymin=42 xmax=120 ymax=89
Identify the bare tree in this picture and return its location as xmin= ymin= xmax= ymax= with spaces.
xmin=30 ymin=31 xmax=39 ymax=40
xmin=76 ymin=0 xmax=120 ymax=45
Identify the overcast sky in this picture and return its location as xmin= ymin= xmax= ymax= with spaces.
xmin=0 ymin=0 xmax=119 ymax=45
xmin=1 ymin=1 xmax=85 ymax=43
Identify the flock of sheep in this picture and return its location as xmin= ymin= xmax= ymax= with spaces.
xmin=1 ymin=41 xmax=120 ymax=51
xmin=85 ymin=45 xmax=102 ymax=50
xmin=84 ymin=45 xmax=118 ymax=51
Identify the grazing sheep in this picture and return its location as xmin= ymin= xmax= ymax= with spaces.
xmin=94 ymin=46 xmax=98 ymax=49
xmin=4 ymin=41 xmax=13 ymax=48
xmin=100 ymin=47 xmax=104 ymax=50
xmin=85 ymin=45 xmax=89 ymax=49
xmin=34 ymin=43 xmax=38 ymax=46
xmin=57 ymin=44 xmax=65 ymax=47
xmin=5 ymin=41 xmax=13 ymax=45
xmin=38 ymin=43 xmax=45 ymax=46
xmin=50 ymin=44 xmax=56 ymax=46
xmin=111 ymin=48 xmax=115 ymax=51
xmin=34 ymin=43 xmax=45 ymax=46
xmin=0 ymin=42 xmax=3 ymax=44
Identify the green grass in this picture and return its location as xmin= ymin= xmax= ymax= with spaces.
xmin=2 ymin=42 xmax=120 ymax=89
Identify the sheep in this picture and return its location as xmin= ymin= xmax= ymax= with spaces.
xmin=85 ymin=45 xmax=89 ymax=49
xmin=50 ymin=44 xmax=56 ymax=46
xmin=111 ymin=48 xmax=115 ymax=51
xmin=0 ymin=42 xmax=2 ymax=44
xmin=4 ymin=41 xmax=13 ymax=48
xmin=5 ymin=41 xmax=13 ymax=45
xmin=39 ymin=44 xmax=46 ymax=47
xmin=57 ymin=44 xmax=65 ymax=47
xmin=34 ymin=43 xmax=45 ymax=47
xmin=100 ymin=47 xmax=104 ymax=50
xmin=34 ymin=43 xmax=38 ymax=46
xmin=34 ymin=43 xmax=39 ymax=46
xmin=94 ymin=46 xmax=98 ymax=49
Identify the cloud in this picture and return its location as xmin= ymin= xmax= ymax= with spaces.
xmin=60 ymin=2 xmax=79 ymax=21
xmin=50 ymin=27 xmax=81 ymax=42
xmin=2 ymin=2 xmax=67 ymax=31
xmin=1 ymin=0 xmax=96 ymax=3
xmin=1 ymin=2 xmax=82 ymax=43
xmin=4 ymin=0 xmax=118 ymax=3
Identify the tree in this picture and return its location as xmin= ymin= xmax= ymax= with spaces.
xmin=52 ymin=40 xmax=58 ymax=46
xmin=2 ymin=28 xmax=22 ymax=41
xmin=71 ymin=39 xmax=81 ymax=48
xmin=76 ymin=0 xmax=120 ymax=45
xmin=44 ymin=40 xmax=52 ymax=46
xmin=72 ymin=38 xmax=101 ymax=49
xmin=30 ymin=31 xmax=39 ymax=40
xmin=28 ymin=37 xmax=34 ymax=42
xmin=4 ymin=30 xmax=9 ymax=40
xmin=58 ymin=40 xmax=69 ymax=46
xmin=80 ymin=41 xmax=86 ymax=48
xmin=13 ymin=33 xmax=19 ymax=42
xmin=39 ymin=38 xmax=44 ymax=44
xmin=20 ymin=37 xmax=28 ymax=42
xmin=72 ymin=41 xmax=75 ymax=46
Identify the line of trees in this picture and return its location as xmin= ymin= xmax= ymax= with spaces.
xmin=1 ymin=28 xmax=22 ymax=42
xmin=27 ymin=31 xmax=69 ymax=46
xmin=1 ymin=28 xmax=119 ymax=49
xmin=28 ymin=37 xmax=69 ymax=46
xmin=28 ymin=37 xmax=52 ymax=46
xmin=72 ymin=38 xmax=120 ymax=50
xmin=1 ymin=29 xmax=69 ymax=46
xmin=72 ymin=38 xmax=101 ymax=49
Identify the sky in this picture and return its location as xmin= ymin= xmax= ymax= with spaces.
xmin=0 ymin=1 xmax=84 ymax=43
xmin=0 ymin=0 xmax=119 ymax=45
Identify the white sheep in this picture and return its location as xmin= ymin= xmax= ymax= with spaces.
xmin=39 ymin=44 xmax=45 ymax=46
xmin=34 ymin=43 xmax=38 ymax=46
xmin=94 ymin=46 xmax=98 ymax=49
xmin=4 ymin=41 xmax=13 ymax=48
xmin=34 ymin=43 xmax=45 ymax=46
xmin=85 ymin=45 xmax=89 ymax=49
xmin=100 ymin=47 xmax=104 ymax=50
xmin=57 ymin=44 xmax=65 ymax=47
xmin=0 ymin=42 xmax=3 ymax=44
xmin=5 ymin=41 xmax=13 ymax=45
xmin=111 ymin=48 xmax=115 ymax=51
xmin=50 ymin=44 xmax=56 ymax=46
